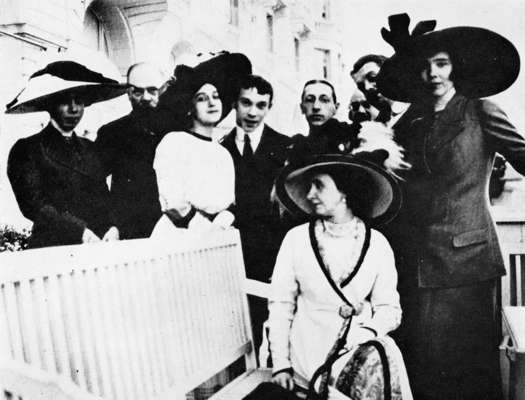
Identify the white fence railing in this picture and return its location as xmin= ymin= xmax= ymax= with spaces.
xmin=496 ymin=219 xmax=525 ymax=307
xmin=0 ymin=230 xmax=253 ymax=400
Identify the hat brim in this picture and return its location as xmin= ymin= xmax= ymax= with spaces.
xmin=158 ymin=53 xmax=252 ymax=127
xmin=275 ymin=154 xmax=401 ymax=225
xmin=6 ymin=80 xmax=127 ymax=114
xmin=377 ymin=27 xmax=520 ymax=102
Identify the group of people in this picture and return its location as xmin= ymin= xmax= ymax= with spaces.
xmin=5 ymin=12 xmax=525 ymax=400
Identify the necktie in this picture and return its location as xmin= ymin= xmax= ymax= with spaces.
xmin=243 ymin=133 xmax=253 ymax=161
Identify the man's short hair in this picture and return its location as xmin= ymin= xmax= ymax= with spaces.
xmin=237 ymin=74 xmax=274 ymax=105
xmin=301 ymin=79 xmax=337 ymax=104
xmin=351 ymin=54 xmax=387 ymax=76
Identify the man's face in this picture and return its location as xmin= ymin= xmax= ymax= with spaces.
xmin=352 ymin=61 xmax=386 ymax=109
xmin=300 ymin=82 xmax=338 ymax=127
xmin=50 ymin=94 xmax=85 ymax=131
xmin=234 ymin=87 xmax=271 ymax=133
xmin=348 ymin=89 xmax=379 ymax=123
xmin=127 ymin=64 xmax=164 ymax=112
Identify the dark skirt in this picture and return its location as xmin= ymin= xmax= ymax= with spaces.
xmin=395 ymin=279 xmax=503 ymax=400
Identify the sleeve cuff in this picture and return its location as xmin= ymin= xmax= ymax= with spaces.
xmin=164 ymin=206 xmax=197 ymax=228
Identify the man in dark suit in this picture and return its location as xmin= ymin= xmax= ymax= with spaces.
xmin=293 ymin=79 xmax=359 ymax=158
xmin=221 ymin=74 xmax=290 ymax=353
xmin=6 ymin=60 xmax=124 ymax=248
xmin=96 ymin=62 xmax=166 ymax=239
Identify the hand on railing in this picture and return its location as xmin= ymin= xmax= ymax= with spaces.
xmin=82 ymin=228 xmax=101 ymax=243
xmin=212 ymin=210 xmax=235 ymax=230
xmin=102 ymin=226 xmax=120 ymax=242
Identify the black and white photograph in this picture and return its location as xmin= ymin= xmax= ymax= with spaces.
xmin=0 ymin=1 xmax=524 ymax=399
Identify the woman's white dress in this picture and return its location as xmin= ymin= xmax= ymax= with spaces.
xmin=268 ymin=220 xmax=412 ymax=399
xmin=151 ymin=130 xmax=235 ymax=234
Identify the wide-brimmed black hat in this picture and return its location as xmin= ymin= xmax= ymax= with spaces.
xmin=275 ymin=153 xmax=402 ymax=225
xmin=6 ymin=60 xmax=126 ymax=114
xmin=155 ymin=52 xmax=252 ymax=130
xmin=377 ymin=13 xmax=520 ymax=102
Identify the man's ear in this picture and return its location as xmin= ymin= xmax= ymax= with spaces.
xmin=300 ymin=102 xmax=306 ymax=115
xmin=335 ymin=102 xmax=340 ymax=110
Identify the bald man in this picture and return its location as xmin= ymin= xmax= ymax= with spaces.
xmin=96 ymin=62 xmax=167 ymax=239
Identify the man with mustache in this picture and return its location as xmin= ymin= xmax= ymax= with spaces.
xmin=6 ymin=60 xmax=124 ymax=248
xmin=96 ymin=62 xmax=167 ymax=239
xmin=351 ymin=54 xmax=405 ymax=126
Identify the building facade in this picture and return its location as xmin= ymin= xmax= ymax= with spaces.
xmin=0 ymin=0 xmax=352 ymax=228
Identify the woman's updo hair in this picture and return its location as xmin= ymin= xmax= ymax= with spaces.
xmin=306 ymin=165 xmax=376 ymax=220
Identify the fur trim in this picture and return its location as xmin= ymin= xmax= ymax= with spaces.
xmin=351 ymin=121 xmax=411 ymax=176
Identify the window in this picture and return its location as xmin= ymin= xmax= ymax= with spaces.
xmin=83 ymin=9 xmax=109 ymax=55
xmin=230 ymin=0 xmax=239 ymax=26
xmin=266 ymin=14 xmax=274 ymax=52
xmin=314 ymin=48 xmax=331 ymax=79
xmin=294 ymin=38 xmax=300 ymax=71
xmin=321 ymin=0 xmax=331 ymax=20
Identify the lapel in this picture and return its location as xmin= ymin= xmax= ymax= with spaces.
xmin=221 ymin=128 xmax=241 ymax=158
xmin=41 ymin=124 xmax=102 ymax=179
xmin=427 ymin=93 xmax=467 ymax=152
xmin=252 ymin=125 xmax=289 ymax=176
xmin=253 ymin=125 xmax=273 ymax=158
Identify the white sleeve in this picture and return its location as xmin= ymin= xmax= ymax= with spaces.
xmin=364 ymin=234 xmax=402 ymax=336
xmin=153 ymin=134 xmax=192 ymax=216
xmin=268 ymin=231 xmax=299 ymax=373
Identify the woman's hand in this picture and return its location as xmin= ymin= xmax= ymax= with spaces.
xmin=102 ymin=226 xmax=120 ymax=241
xmin=272 ymin=370 xmax=294 ymax=391
xmin=82 ymin=228 xmax=101 ymax=243
xmin=211 ymin=210 xmax=235 ymax=230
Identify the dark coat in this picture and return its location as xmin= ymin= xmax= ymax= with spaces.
xmin=287 ymin=118 xmax=360 ymax=164
xmin=386 ymin=93 xmax=525 ymax=288
xmin=7 ymin=124 xmax=114 ymax=248
xmin=221 ymin=124 xmax=291 ymax=282
xmin=95 ymin=112 xmax=164 ymax=239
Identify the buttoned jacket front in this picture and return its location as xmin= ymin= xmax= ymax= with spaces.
xmin=7 ymin=124 xmax=114 ymax=248
xmin=387 ymin=93 xmax=525 ymax=287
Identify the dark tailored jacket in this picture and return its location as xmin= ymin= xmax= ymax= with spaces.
xmin=96 ymin=112 xmax=164 ymax=239
xmin=385 ymin=93 xmax=525 ymax=288
xmin=221 ymin=124 xmax=291 ymax=282
xmin=7 ymin=124 xmax=114 ymax=248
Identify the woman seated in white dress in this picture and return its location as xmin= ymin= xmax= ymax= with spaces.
xmin=269 ymin=150 xmax=413 ymax=399
xmin=152 ymin=53 xmax=251 ymax=233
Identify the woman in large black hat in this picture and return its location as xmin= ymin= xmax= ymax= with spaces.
xmin=377 ymin=14 xmax=525 ymax=400
xmin=268 ymin=148 xmax=413 ymax=399
xmin=151 ymin=52 xmax=251 ymax=234
xmin=6 ymin=59 xmax=126 ymax=248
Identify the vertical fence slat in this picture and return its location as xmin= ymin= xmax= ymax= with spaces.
xmin=4 ymin=282 xmax=24 ymax=362
xmin=33 ymin=277 xmax=56 ymax=374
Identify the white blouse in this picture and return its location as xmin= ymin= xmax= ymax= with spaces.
xmin=268 ymin=222 xmax=401 ymax=384
xmin=153 ymin=131 xmax=235 ymax=223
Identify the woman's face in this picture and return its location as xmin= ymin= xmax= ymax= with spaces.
xmin=306 ymin=173 xmax=347 ymax=217
xmin=420 ymin=51 xmax=455 ymax=99
xmin=191 ymin=83 xmax=222 ymax=126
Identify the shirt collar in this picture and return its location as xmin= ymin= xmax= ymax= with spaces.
xmin=235 ymin=123 xmax=265 ymax=152
xmin=50 ymin=119 xmax=75 ymax=137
